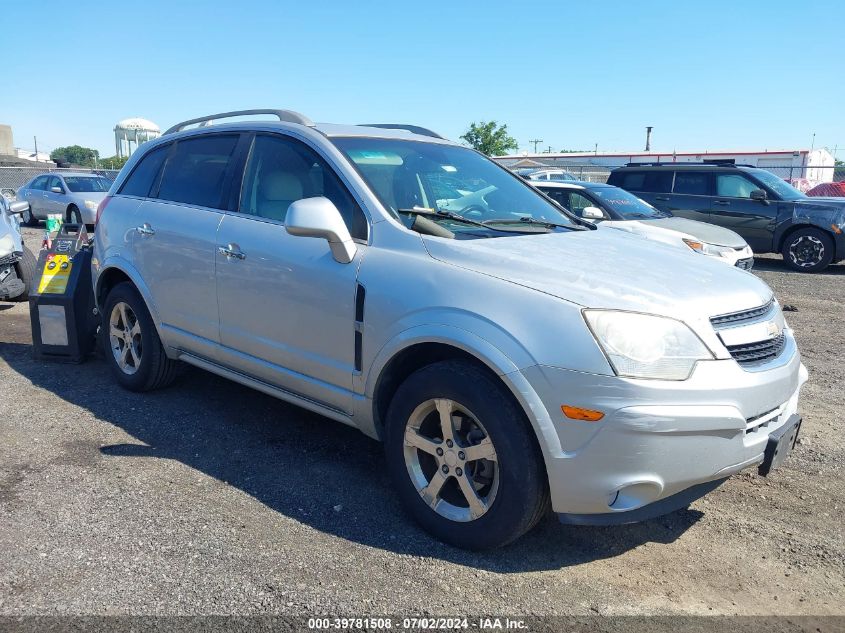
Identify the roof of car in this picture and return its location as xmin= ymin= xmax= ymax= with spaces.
xmin=612 ymin=163 xmax=757 ymax=171
xmin=531 ymin=180 xmax=612 ymax=190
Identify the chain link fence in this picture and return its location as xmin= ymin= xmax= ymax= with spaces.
xmin=0 ymin=166 xmax=120 ymax=196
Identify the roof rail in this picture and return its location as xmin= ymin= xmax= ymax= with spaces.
xmin=360 ymin=123 xmax=444 ymax=139
xmin=623 ymin=161 xmax=757 ymax=168
xmin=164 ymin=109 xmax=314 ymax=135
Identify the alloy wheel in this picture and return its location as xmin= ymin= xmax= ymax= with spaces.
xmin=788 ymin=235 xmax=825 ymax=268
xmin=109 ymin=301 xmax=142 ymax=375
xmin=403 ymin=398 xmax=499 ymax=522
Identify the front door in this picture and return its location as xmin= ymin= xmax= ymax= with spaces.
xmin=711 ymin=173 xmax=778 ymax=251
xmin=215 ymin=133 xmax=369 ymax=414
xmin=44 ymin=176 xmax=67 ymax=217
xmin=24 ymin=175 xmax=49 ymax=218
xmin=130 ymin=133 xmax=240 ymax=359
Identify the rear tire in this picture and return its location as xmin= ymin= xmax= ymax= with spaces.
xmin=10 ymin=246 xmax=37 ymax=302
xmin=384 ymin=360 xmax=549 ymax=549
xmin=781 ymin=227 xmax=834 ymax=272
xmin=67 ymin=205 xmax=83 ymax=225
xmin=102 ymin=282 xmax=179 ymax=391
xmin=21 ymin=205 xmax=37 ymax=227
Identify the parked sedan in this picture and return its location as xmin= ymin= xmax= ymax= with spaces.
xmin=17 ymin=172 xmax=111 ymax=226
xmin=534 ymin=181 xmax=755 ymax=269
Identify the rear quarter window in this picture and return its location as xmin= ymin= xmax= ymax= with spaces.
xmin=615 ymin=171 xmax=672 ymax=193
xmin=156 ymin=135 xmax=239 ymax=209
xmin=119 ymin=145 xmax=169 ymax=198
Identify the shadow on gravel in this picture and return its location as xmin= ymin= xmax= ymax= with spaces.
xmin=0 ymin=336 xmax=702 ymax=572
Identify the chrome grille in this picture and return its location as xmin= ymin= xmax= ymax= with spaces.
xmin=725 ymin=332 xmax=786 ymax=366
xmin=710 ymin=298 xmax=774 ymax=327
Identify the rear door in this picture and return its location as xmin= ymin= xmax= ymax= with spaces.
xmin=22 ymin=176 xmax=49 ymax=218
xmin=711 ymin=172 xmax=777 ymax=251
xmin=610 ymin=170 xmax=673 ymax=213
xmin=131 ymin=133 xmax=241 ymax=359
xmin=666 ymin=171 xmax=713 ymax=223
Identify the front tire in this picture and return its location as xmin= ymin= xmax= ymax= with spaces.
xmin=384 ymin=360 xmax=549 ymax=549
xmin=10 ymin=246 xmax=36 ymax=302
xmin=102 ymin=282 xmax=179 ymax=391
xmin=781 ymin=227 xmax=834 ymax=272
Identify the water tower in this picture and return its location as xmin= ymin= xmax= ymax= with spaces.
xmin=114 ymin=118 xmax=160 ymax=158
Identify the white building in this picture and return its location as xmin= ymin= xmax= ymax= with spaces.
xmin=497 ymin=148 xmax=836 ymax=187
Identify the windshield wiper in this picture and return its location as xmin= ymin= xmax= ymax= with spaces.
xmin=398 ymin=207 xmax=490 ymax=229
xmin=483 ymin=216 xmax=588 ymax=230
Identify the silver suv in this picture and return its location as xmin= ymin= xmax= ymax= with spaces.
xmin=93 ymin=109 xmax=807 ymax=549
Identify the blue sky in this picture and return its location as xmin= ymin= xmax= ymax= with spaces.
xmin=3 ymin=0 xmax=843 ymax=158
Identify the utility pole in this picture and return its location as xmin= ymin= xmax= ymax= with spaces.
xmin=645 ymin=127 xmax=653 ymax=152
xmin=529 ymin=138 xmax=543 ymax=154
xmin=810 ymin=132 xmax=816 ymax=153
xmin=545 ymin=145 xmax=553 ymax=154
xmin=33 ymin=136 xmax=39 ymax=164
xmin=594 ymin=143 xmax=598 ymax=155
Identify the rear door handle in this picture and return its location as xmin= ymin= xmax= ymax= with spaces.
xmin=218 ymin=243 xmax=246 ymax=260
xmin=655 ymin=196 xmax=670 ymax=201
xmin=714 ymin=200 xmax=730 ymax=206
xmin=135 ymin=223 xmax=155 ymax=236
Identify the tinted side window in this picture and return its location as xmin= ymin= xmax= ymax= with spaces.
xmin=673 ymin=172 xmax=711 ymax=195
xmin=48 ymin=176 xmax=64 ymax=192
xmin=542 ymin=189 xmax=570 ymax=209
xmin=120 ymin=145 xmax=169 ymax=198
xmin=239 ymin=134 xmax=368 ymax=240
xmin=617 ymin=171 xmax=672 ymax=193
xmin=157 ymin=135 xmax=239 ymax=209
xmin=31 ymin=176 xmax=48 ymax=190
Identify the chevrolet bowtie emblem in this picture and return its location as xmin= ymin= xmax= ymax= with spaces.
xmin=766 ymin=321 xmax=781 ymax=338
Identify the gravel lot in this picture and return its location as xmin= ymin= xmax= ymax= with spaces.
xmin=1 ymin=227 xmax=843 ymax=617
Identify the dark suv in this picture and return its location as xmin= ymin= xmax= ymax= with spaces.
xmin=608 ymin=163 xmax=845 ymax=272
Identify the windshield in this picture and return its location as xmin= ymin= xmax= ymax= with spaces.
xmin=63 ymin=176 xmax=111 ymax=193
xmin=332 ymin=138 xmax=576 ymax=238
xmin=591 ymin=187 xmax=669 ymax=219
xmin=749 ymin=169 xmax=806 ymax=201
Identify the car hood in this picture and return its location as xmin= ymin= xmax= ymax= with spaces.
xmin=422 ymin=229 xmax=771 ymax=320
xmin=642 ymin=217 xmax=748 ymax=247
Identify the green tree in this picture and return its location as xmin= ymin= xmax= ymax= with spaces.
xmin=460 ymin=121 xmax=518 ymax=156
xmin=50 ymin=145 xmax=100 ymax=167
xmin=98 ymin=155 xmax=130 ymax=170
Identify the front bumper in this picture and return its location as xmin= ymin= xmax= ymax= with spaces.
xmin=522 ymin=337 xmax=807 ymax=519
xmin=0 ymin=251 xmax=25 ymax=300
xmin=715 ymin=244 xmax=754 ymax=269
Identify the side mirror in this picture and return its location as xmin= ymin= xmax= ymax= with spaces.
xmin=50 ymin=186 xmax=63 ymax=194
xmin=285 ymin=196 xmax=357 ymax=264
xmin=750 ymin=189 xmax=768 ymax=204
xmin=581 ymin=206 xmax=605 ymax=220
xmin=8 ymin=201 xmax=30 ymax=215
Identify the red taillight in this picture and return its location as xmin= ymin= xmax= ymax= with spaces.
xmin=95 ymin=195 xmax=113 ymax=226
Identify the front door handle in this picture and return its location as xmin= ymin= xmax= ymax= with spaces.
xmin=136 ymin=223 xmax=155 ymax=236
xmin=655 ymin=196 xmax=670 ymax=201
xmin=713 ymin=200 xmax=731 ymax=206
xmin=218 ymin=244 xmax=246 ymax=260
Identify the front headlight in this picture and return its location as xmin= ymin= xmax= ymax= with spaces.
xmin=682 ymin=238 xmax=736 ymax=257
xmin=84 ymin=200 xmax=98 ymax=210
xmin=584 ymin=310 xmax=713 ymax=380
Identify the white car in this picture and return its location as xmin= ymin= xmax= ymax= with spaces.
xmin=535 ymin=180 xmax=755 ymax=269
